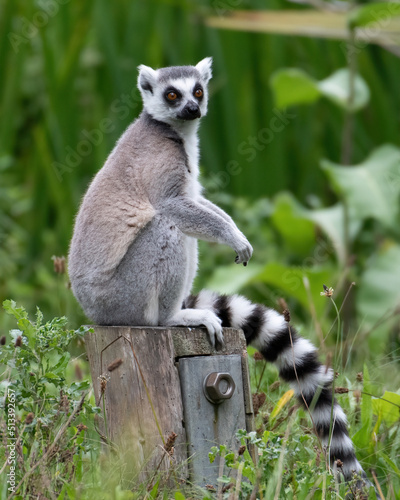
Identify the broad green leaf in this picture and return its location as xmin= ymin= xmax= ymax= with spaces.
xmin=352 ymin=421 xmax=371 ymax=449
xmin=256 ymin=261 xmax=335 ymax=317
xmin=270 ymin=68 xmax=369 ymax=112
xmin=44 ymin=372 xmax=61 ymax=380
xmin=57 ymin=486 xmax=66 ymax=500
xmin=357 ymin=243 xmax=400 ymax=327
xmin=305 ymin=203 xmax=361 ymax=265
xmin=352 ymin=366 xmax=374 ymax=452
xmin=209 ymin=198 xmax=337 ymax=307
xmin=372 ymin=391 xmax=400 ymax=426
xmin=380 ymin=452 xmax=400 ymax=477
xmin=69 ymin=380 xmax=90 ymax=391
xmin=368 ymin=485 xmax=377 ymax=499
xmin=349 ymin=2 xmax=400 ymax=29
xmin=317 ymin=69 xmax=370 ymax=112
xmin=270 ymin=389 xmax=294 ymax=424
xmin=149 ymin=480 xmax=160 ymax=499
xmin=361 ymin=364 xmax=372 ymax=429
xmin=271 ymin=192 xmax=361 ymax=264
xmin=270 ymin=68 xmax=321 ymax=108
xmin=51 ymin=353 xmax=71 ymax=374
xmin=321 ymin=145 xmax=400 ymax=229
xmin=175 ymin=493 xmax=186 ymax=500
xmin=206 ymin=263 xmax=263 ymax=294
xmin=271 ymin=193 xmax=316 ymax=255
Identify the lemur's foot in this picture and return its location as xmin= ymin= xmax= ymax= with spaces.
xmin=166 ymin=309 xmax=223 ymax=348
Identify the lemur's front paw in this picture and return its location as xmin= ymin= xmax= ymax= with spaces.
xmin=234 ymin=235 xmax=253 ymax=265
xmin=202 ymin=311 xmax=224 ymax=349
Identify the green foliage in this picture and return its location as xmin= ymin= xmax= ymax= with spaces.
xmin=271 ymin=68 xmax=370 ymax=112
xmin=318 ymin=69 xmax=370 ymax=113
xmin=321 ymin=145 xmax=400 ymax=227
xmin=358 ymin=243 xmax=400 ymax=329
xmin=0 ymin=301 xmax=98 ymax=499
xmin=348 ymin=2 xmax=400 ymax=29
xmin=269 ymin=69 xmax=321 ymax=109
xmin=373 ymin=391 xmax=400 ymax=427
xmin=208 ymin=429 xmax=361 ymax=499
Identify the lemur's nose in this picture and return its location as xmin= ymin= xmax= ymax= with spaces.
xmin=181 ymin=101 xmax=201 ymax=120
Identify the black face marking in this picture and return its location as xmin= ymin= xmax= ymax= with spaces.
xmin=140 ymin=78 xmax=153 ymax=94
xmin=193 ymin=83 xmax=204 ymax=101
xmin=164 ymin=87 xmax=182 ymax=105
xmin=177 ymin=101 xmax=201 ymax=121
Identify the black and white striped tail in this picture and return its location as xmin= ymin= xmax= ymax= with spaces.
xmin=184 ymin=290 xmax=376 ymax=495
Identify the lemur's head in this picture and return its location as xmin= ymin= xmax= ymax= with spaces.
xmin=137 ymin=58 xmax=212 ymax=127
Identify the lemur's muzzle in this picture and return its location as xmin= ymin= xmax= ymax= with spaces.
xmin=178 ymin=102 xmax=201 ymax=120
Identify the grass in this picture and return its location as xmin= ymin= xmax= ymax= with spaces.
xmin=1 ymin=297 xmax=399 ymax=499
xmin=0 ymin=0 xmax=399 ymax=498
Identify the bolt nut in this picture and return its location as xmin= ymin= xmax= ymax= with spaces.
xmin=203 ymin=372 xmax=236 ymax=404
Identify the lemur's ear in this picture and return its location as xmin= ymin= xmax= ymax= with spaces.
xmin=137 ymin=65 xmax=157 ymax=94
xmin=196 ymin=57 xmax=213 ymax=82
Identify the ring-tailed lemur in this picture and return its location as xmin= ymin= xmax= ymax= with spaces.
xmin=68 ymin=58 xmax=376 ymax=496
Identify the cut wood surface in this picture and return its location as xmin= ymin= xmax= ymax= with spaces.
xmin=86 ymin=326 xmax=187 ymax=481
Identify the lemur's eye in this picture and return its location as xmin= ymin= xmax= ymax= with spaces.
xmin=194 ymin=88 xmax=203 ymax=98
xmin=167 ymin=92 xmax=177 ymax=101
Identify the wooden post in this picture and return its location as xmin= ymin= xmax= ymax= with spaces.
xmin=85 ymin=326 xmax=254 ymax=485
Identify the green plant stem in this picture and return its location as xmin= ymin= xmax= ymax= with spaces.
xmin=234 ymin=461 xmax=244 ymax=499
xmin=256 ymin=362 xmax=267 ymax=393
xmin=330 ymin=296 xmax=342 ymax=363
xmin=341 ymin=28 xmax=357 ymax=166
xmin=102 ymin=391 xmax=109 ymax=443
xmin=341 ymin=27 xmax=357 ymax=294
xmin=327 ymin=296 xmax=341 ymax=466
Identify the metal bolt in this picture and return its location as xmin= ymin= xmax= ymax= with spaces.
xmin=203 ymin=372 xmax=236 ymax=404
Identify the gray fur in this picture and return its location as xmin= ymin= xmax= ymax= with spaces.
xmin=68 ymin=58 xmax=252 ymax=345
xmin=158 ymin=66 xmax=200 ymax=83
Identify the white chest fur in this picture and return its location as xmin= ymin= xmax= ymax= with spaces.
xmin=180 ymin=124 xmax=202 ymax=199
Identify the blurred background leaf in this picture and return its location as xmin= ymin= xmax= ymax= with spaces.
xmin=0 ymin=0 xmax=399 ymax=376
xmin=271 ymin=67 xmax=370 ymax=112
xmin=321 ymin=145 xmax=400 ymax=228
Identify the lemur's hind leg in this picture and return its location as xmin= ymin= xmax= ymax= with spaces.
xmin=185 ymin=290 xmax=375 ymax=496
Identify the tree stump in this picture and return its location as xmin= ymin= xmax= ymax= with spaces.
xmin=85 ymin=326 xmax=254 ymax=486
